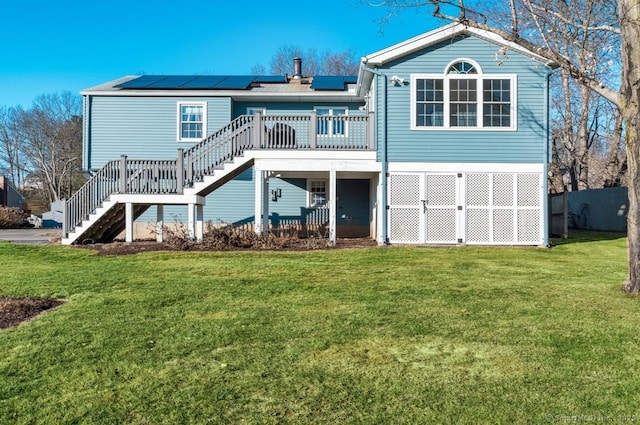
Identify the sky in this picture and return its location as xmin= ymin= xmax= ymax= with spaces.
xmin=0 ymin=1 xmax=441 ymax=108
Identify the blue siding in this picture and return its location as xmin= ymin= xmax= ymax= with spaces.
xmin=376 ymin=35 xmax=552 ymax=164
xmin=88 ymin=96 xmax=231 ymax=169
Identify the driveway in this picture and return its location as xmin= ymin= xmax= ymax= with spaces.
xmin=0 ymin=228 xmax=60 ymax=244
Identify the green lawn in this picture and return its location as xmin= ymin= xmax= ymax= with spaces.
xmin=1 ymin=232 xmax=638 ymax=424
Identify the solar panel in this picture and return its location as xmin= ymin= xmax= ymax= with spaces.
xmin=115 ymin=75 xmax=167 ymax=89
xmin=180 ymin=76 xmax=226 ymax=89
xmin=146 ymin=76 xmax=198 ymax=89
xmin=214 ymin=76 xmax=255 ymax=89
xmin=311 ymin=76 xmax=352 ymax=90
xmin=114 ymin=74 xmax=327 ymax=90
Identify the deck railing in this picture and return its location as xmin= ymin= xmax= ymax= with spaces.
xmin=63 ymin=112 xmax=373 ymax=238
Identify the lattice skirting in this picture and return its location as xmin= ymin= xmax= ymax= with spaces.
xmin=388 ymin=170 xmax=544 ymax=245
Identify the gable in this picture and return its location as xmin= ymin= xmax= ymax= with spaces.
xmin=363 ymin=23 xmax=555 ymax=68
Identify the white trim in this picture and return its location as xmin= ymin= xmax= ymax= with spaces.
xmin=410 ymin=71 xmax=517 ymax=131
xmin=177 ymin=102 xmax=207 ymax=142
xmin=388 ymin=162 xmax=544 ymax=173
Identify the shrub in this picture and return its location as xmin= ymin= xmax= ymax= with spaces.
xmin=0 ymin=207 xmax=29 ymax=229
xmin=163 ymin=220 xmax=312 ymax=251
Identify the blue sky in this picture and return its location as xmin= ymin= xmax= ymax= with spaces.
xmin=0 ymin=1 xmax=441 ymax=108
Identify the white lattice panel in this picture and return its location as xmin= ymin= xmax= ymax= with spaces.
xmin=390 ymin=174 xmax=420 ymax=205
xmin=426 ymin=174 xmax=457 ymax=205
xmin=517 ymin=173 xmax=540 ymax=207
xmin=466 ymin=174 xmax=490 ymax=206
xmin=493 ymin=174 xmax=514 ymax=206
xmin=426 ymin=208 xmax=457 ymax=242
xmin=466 ymin=208 xmax=490 ymax=243
xmin=517 ymin=209 xmax=541 ymax=242
xmin=390 ymin=208 xmax=420 ymax=242
xmin=493 ymin=209 xmax=514 ymax=242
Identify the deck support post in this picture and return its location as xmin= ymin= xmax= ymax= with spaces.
xmin=156 ymin=205 xmax=164 ymax=243
xmin=254 ymin=169 xmax=270 ymax=236
xmin=329 ymin=169 xmax=337 ymax=245
xmin=125 ymin=202 xmax=134 ymax=242
xmin=187 ymin=203 xmax=204 ymax=242
xmin=195 ymin=204 xmax=204 ymax=241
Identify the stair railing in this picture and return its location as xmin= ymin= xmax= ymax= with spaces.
xmin=183 ymin=114 xmax=255 ymax=185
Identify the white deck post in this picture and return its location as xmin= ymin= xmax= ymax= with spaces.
xmin=254 ymin=169 xmax=265 ymax=235
xmin=261 ymin=172 xmax=270 ymax=236
xmin=125 ymin=202 xmax=134 ymax=242
xmin=156 ymin=205 xmax=164 ymax=243
xmin=329 ymin=169 xmax=337 ymax=245
xmin=195 ymin=204 xmax=204 ymax=242
xmin=187 ymin=203 xmax=196 ymax=240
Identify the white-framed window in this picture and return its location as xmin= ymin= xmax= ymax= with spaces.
xmin=315 ymin=107 xmax=348 ymax=136
xmin=411 ymin=59 xmax=516 ymax=130
xmin=308 ymin=180 xmax=327 ymax=208
xmin=247 ymin=107 xmax=267 ymax=116
xmin=177 ymin=102 xmax=206 ymax=141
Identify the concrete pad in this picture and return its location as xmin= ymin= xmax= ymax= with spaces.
xmin=0 ymin=228 xmax=60 ymax=244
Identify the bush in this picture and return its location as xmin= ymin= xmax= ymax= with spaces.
xmin=163 ymin=220 xmax=309 ymax=251
xmin=0 ymin=207 xmax=29 ymax=229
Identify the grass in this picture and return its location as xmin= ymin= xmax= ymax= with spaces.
xmin=0 ymin=232 xmax=638 ymax=424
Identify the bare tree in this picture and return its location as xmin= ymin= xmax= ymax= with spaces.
xmin=15 ymin=92 xmax=84 ymax=205
xmin=251 ymin=45 xmax=360 ymax=76
xmin=369 ymin=0 xmax=640 ymax=293
xmin=0 ymin=106 xmax=28 ymax=186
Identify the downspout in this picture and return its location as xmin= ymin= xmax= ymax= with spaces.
xmin=543 ymin=71 xmax=551 ymax=246
xmin=361 ymin=64 xmax=389 ymax=244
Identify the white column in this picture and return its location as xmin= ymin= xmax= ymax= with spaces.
xmin=125 ymin=202 xmax=134 ymax=243
xmin=187 ymin=203 xmax=196 ymax=240
xmin=254 ymin=169 xmax=264 ymax=235
xmin=261 ymin=173 xmax=270 ymax=236
xmin=195 ymin=204 xmax=204 ymax=242
xmin=156 ymin=205 xmax=164 ymax=243
xmin=329 ymin=169 xmax=337 ymax=245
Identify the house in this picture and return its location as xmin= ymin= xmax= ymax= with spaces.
xmin=63 ymin=23 xmax=556 ymax=246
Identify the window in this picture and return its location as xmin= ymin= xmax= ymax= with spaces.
xmin=411 ymin=60 xmax=516 ymax=130
xmin=308 ymin=180 xmax=327 ymax=207
xmin=483 ymin=79 xmax=511 ymax=127
xmin=316 ymin=107 xmax=347 ymax=136
xmin=178 ymin=102 xmax=206 ymax=141
xmin=246 ymin=107 xmax=266 ymax=116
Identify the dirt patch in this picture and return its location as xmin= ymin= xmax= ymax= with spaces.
xmin=0 ymin=297 xmax=65 ymax=329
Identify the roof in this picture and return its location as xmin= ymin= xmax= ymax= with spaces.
xmin=362 ymin=22 xmax=556 ymax=67
xmin=82 ymin=23 xmax=556 ymax=100
xmin=82 ymin=74 xmax=361 ymax=102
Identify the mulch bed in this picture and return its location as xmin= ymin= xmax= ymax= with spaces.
xmin=0 ymin=297 xmax=65 ymax=329
xmin=77 ymin=238 xmax=379 ymax=256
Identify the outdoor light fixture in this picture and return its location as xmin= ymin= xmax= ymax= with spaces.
xmin=390 ymin=75 xmax=405 ymax=85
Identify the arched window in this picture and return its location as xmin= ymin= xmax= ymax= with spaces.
xmin=446 ymin=60 xmax=478 ymax=75
xmin=411 ymin=59 xmax=515 ymax=130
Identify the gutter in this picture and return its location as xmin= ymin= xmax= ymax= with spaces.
xmin=360 ymin=62 xmax=390 ymax=245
